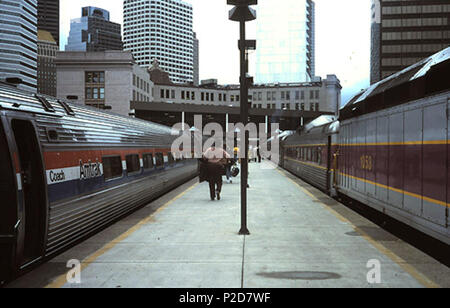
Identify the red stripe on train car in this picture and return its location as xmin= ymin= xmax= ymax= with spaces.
xmin=43 ymin=148 xmax=172 ymax=170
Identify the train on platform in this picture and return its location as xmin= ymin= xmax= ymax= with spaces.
xmin=280 ymin=47 xmax=450 ymax=245
xmin=0 ymin=83 xmax=198 ymax=284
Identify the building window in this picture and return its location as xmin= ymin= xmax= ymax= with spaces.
xmin=219 ymin=93 xmax=222 ymax=101
xmin=310 ymin=103 xmax=315 ymax=111
xmin=295 ymin=91 xmax=300 ymax=100
xmin=161 ymin=89 xmax=165 ymax=98
xmin=315 ymin=103 xmax=319 ymax=111
xmin=286 ymin=91 xmax=290 ymax=100
xmin=171 ymin=90 xmax=175 ymax=99
xmin=267 ymin=92 xmax=271 ymax=101
xmin=85 ymin=71 xmax=105 ymax=104
xmin=201 ymin=92 xmax=205 ymax=101
xmin=315 ymin=90 xmax=320 ymax=99
xmin=181 ymin=91 xmax=185 ymax=99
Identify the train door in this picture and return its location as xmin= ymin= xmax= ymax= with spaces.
xmin=326 ymin=136 xmax=332 ymax=193
xmin=0 ymin=118 xmax=18 ymax=284
xmin=11 ymin=119 xmax=47 ymax=267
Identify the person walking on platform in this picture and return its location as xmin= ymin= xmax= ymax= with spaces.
xmin=201 ymin=146 xmax=231 ymax=201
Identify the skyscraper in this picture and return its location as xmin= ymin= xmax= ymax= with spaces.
xmin=66 ymin=7 xmax=123 ymax=52
xmin=255 ymin=0 xmax=315 ymax=84
xmin=0 ymin=0 xmax=37 ymax=92
xmin=37 ymin=30 xmax=58 ymax=97
xmin=193 ymin=32 xmax=199 ymax=86
xmin=371 ymin=0 xmax=450 ymax=84
xmin=123 ymin=0 xmax=194 ymax=84
xmin=38 ymin=0 xmax=60 ymax=47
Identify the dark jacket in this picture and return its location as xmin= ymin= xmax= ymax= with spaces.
xmin=199 ymin=159 xmax=226 ymax=183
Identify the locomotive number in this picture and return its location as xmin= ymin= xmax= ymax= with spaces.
xmin=360 ymin=155 xmax=373 ymax=171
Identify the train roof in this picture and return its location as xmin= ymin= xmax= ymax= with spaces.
xmin=0 ymin=83 xmax=179 ymax=146
xmin=340 ymin=47 xmax=450 ymax=120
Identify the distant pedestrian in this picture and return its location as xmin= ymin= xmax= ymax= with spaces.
xmin=202 ymin=146 xmax=231 ymax=201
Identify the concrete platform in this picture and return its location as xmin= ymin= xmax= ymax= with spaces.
xmin=8 ymin=161 xmax=450 ymax=288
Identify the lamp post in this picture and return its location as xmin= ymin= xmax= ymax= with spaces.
xmin=227 ymin=0 xmax=257 ymax=236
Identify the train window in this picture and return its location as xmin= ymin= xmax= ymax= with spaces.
xmin=126 ymin=154 xmax=140 ymax=175
xmin=155 ymin=153 xmax=164 ymax=167
xmin=103 ymin=156 xmax=123 ymax=180
xmin=143 ymin=153 xmax=154 ymax=170
xmin=168 ymin=152 xmax=175 ymax=166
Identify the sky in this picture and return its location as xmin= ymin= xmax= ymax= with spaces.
xmin=60 ymin=0 xmax=371 ymax=105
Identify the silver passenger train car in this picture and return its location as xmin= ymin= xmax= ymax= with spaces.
xmin=0 ymin=83 xmax=198 ymax=284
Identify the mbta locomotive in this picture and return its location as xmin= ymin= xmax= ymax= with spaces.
xmin=281 ymin=47 xmax=450 ymax=245
xmin=0 ymin=83 xmax=198 ymax=284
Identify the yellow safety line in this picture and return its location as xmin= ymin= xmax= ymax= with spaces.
xmin=45 ymin=182 xmax=198 ymax=288
xmin=275 ymin=167 xmax=440 ymax=288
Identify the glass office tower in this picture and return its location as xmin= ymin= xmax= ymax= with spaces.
xmin=66 ymin=7 xmax=122 ymax=52
xmin=255 ymin=0 xmax=315 ymax=84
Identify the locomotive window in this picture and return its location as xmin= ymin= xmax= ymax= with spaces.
xmin=155 ymin=153 xmax=164 ymax=167
xmin=143 ymin=153 xmax=154 ymax=170
xmin=103 ymin=156 xmax=123 ymax=180
xmin=126 ymin=154 xmax=141 ymax=175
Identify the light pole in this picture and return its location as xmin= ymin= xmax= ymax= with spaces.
xmin=227 ymin=0 xmax=257 ymax=236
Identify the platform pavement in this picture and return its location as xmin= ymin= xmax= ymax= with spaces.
xmin=8 ymin=161 xmax=450 ymax=288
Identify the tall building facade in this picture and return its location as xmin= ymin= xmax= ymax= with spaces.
xmin=66 ymin=7 xmax=123 ymax=52
xmin=255 ymin=0 xmax=315 ymax=84
xmin=38 ymin=0 xmax=60 ymax=47
xmin=37 ymin=30 xmax=58 ymax=96
xmin=371 ymin=0 xmax=450 ymax=84
xmin=0 ymin=0 xmax=37 ymax=92
xmin=123 ymin=0 xmax=194 ymax=84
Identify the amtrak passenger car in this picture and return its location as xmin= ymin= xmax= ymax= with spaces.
xmin=0 ymin=83 xmax=198 ymax=284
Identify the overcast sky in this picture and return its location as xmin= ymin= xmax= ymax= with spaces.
xmin=60 ymin=0 xmax=371 ymax=104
